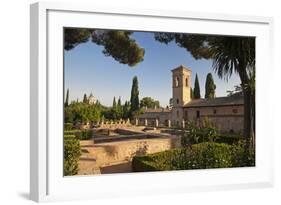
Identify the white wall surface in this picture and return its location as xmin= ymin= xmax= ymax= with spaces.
xmin=0 ymin=0 xmax=280 ymax=204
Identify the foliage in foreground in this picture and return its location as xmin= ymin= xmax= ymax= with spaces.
xmin=181 ymin=119 xmax=242 ymax=146
xmin=64 ymin=135 xmax=81 ymax=176
xmin=132 ymin=142 xmax=255 ymax=172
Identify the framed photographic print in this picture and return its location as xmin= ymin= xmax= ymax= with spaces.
xmin=30 ymin=2 xmax=274 ymax=202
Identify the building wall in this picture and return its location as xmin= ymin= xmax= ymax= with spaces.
xmin=183 ymin=105 xmax=244 ymax=133
xmin=171 ymin=107 xmax=184 ymax=127
xmin=139 ymin=111 xmax=171 ymax=127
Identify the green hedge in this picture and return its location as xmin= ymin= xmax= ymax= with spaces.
xmin=64 ymin=123 xmax=73 ymax=130
xmin=64 ymin=135 xmax=81 ymax=176
xmin=181 ymin=120 xmax=243 ymax=146
xmin=64 ymin=129 xmax=93 ymax=140
xmin=132 ymin=142 xmax=254 ymax=172
xmin=214 ymin=134 xmax=242 ymax=145
xmin=132 ymin=149 xmax=183 ymax=172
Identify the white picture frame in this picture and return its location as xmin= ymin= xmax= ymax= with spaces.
xmin=30 ymin=2 xmax=274 ymax=202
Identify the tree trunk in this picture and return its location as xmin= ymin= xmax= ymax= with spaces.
xmin=243 ymin=89 xmax=253 ymax=146
xmin=238 ymin=65 xmax=255 ymax=163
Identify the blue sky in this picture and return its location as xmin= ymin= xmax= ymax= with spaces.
xmin=64 ymin=31 xmax=240 ymax=107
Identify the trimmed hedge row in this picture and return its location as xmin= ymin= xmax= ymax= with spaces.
xmin=181 ymin=130 xmax=242 ymax=146
xmin=132 ymin=142 xmax=255 ymax=172
xmin=64 ymin=129 xmax=93 ymax=140
xmin=214 ymin=134 xmax=242 ymax=145
xmin=64 ymin=123 xmax=73 ymax=130
xmin=64 ymin=135 xmax=81 ymax=176
xmin=132 ymin=149 xmax=182 ymax=172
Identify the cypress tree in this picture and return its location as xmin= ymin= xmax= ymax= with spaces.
xmin=112 ymin=96 xmax=117 ymax=109
xmin=117 ymin=97 xmax=121 ymax=108
xmin=194 ymin=74 xmax=201 ymax=99
xmin=65 ymin=88 xmax=69 ymax=107
xmin=83 ymin=93 xmax=88 ymax=103
xmin=123 ymin=101 xmax=129 ymax=119
xmin=117 ymin=97 xmax=122 ymax=119
xmin=205 ymin=73 xmax=216 ymax=99
xmin=130 ymin=76 xmax=140 ymax=116
xmin=190 ymin=87 xmax=193 ymax=99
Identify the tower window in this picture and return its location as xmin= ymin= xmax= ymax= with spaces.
xmin=185 ymin=78 xmax=188 ymax=87
xmin=176 ymin=98 xmax=179 ymax=104
xmin=213 ymin=109 xmax=217 ymax=114
xmin=196 ymin=110 xmax=200 ymax=118
xmin=175 ymin=77 xmax=179 ymax=87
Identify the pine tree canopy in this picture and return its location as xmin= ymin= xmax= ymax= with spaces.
xmin=64 ymin=29 xmax=145 ymax=67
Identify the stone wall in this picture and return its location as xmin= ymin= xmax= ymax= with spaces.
xmin=80 ymin=136 xmax=181 ymax=169
xmin=139 ymin=111 xmax=171 ymax=127
xmin=184 ymin=105 xmax=244 ymax=133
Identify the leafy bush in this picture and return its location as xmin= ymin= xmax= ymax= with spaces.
xmin=181 ymin=119 xmax=218 ymax=146
xmin=175 ymin=142 xmax=233 ymax=169
xmin=214 ymin=134 xmax=241 ymax=145
xmin=64 ymin=102 xmax=102 ymax=124
xmin=132 ymin=149 xmax=183 ymax=172
xmin=64 ymin=135 xmax=81 ymax=176
xmin=132 ymin=142 xmax=255 ymax=172
xmin=230 ymin=140 xmax=255 ymax=167
xmin=181 ymin=119 xmax=242 ymax=146
xmin=64 ymin=129 xmax=93 ymax=140
xmin=64 ymin=123 xmax=73 ymax=130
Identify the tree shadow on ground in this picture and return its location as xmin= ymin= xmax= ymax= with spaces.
xmin=100 ymin=161 xmax=132 ymax=174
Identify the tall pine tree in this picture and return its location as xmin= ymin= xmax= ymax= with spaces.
xmin=112 ymin=96 xmax=117 ymax=109
xmin=205 ymin=73 xmax=216 ymax=99
xmin=194 ymin=74 xmax=201 ymax=99
xmin=65 ymin=88 xmax=69 ymax=107
xmin=117 ymin=97 xmax=122 ymax=119
xmin=130 ymin=76 xmax=140 ymax=117
xmin=122 ymin=101 xmax=130 ymax=119
xmin=117 ymin=97 xmax=121 ymax=108
xmin=83 ymin=93 xmax=88 ymax=103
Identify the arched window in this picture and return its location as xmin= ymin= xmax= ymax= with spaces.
xmin=185 ymin=78 xmax=188 ymax=87
xmin=176 ymin=98 xmax=179 ymax=104
xmin=175 ymin=77 xmax=179 ymax=87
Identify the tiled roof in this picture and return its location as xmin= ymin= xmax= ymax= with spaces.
xmin=171 ymin=65 xmax=192 ymax=72
xmin=143 ymin=108 xmax=171 ymax=113
xmin=184 ymin=94 xmax=244 ymax=108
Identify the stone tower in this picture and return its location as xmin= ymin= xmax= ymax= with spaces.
xmin=171 ymin=65 xmax=192 ymax=126
xmin=172 ymin=65 xmax=192 ymax=107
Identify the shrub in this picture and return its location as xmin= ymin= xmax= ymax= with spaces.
xmin=132 ymin=149 xmax=183 ymax=172
xmin=214 ymin=134 xmax=242 ymax=145
xmin=64 ymin=135 xmax=81 ymax=176
xmin=132 ymin=142 xmax=255 ymax=172
xmin=64 ymin=129 xmax=93 ymax=140
xmin=64 ymin=123 xmax=73 ymax=130
xmin=181 ymin=119 xmax=218 ymax=147
xmin=181 ymin=119 xmax=242 ymax=146
xmin=176 ymin=142 xmax=233 ymax=169
xmin=230 ymin=140 xmax=255 ymax=167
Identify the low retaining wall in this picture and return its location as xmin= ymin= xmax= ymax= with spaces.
xmin=80 ymin=135 xmax=181 ymax=168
